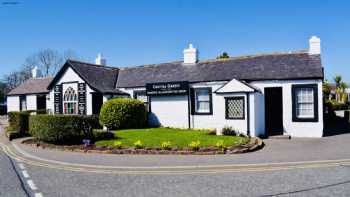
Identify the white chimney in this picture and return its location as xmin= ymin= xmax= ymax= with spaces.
xmin=183 ymin=43 xmax=198 ymax=64
xmin=309 ymin=36 xmax=321 ymax=55
xmin=95 ymin=53 xmax=106 ymax=66
xmin=31 ymin=66 xmax=41 ymax=78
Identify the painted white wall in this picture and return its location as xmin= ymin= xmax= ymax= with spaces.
xmin=149 ymin=95 xmax=189 ymax=128
xmin=189 ymin=82 xmax=250 ymax=134
xmin=48 ymin=67 xmax=95 ymax=115
xmin=7 ymin=96 xmax=20 ymax=112
xmin=251 ymin=79 xmax=324 ymax=137
xmin=123 ymin=79 xmax=323 ymax=137
xmin=26 ymin=95 xmax=37 ymax=111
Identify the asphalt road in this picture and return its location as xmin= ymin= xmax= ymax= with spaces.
xmin=1 ymin=157 xmax=350 ymax=197
xmin=0 ymin=150 xmax=28 ymax=197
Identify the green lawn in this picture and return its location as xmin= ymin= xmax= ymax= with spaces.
xmin=95 ymin=128 xmax=249 ymax=148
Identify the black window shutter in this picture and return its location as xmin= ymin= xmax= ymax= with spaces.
xmin=78 ymin=83 xmax=86 ymax=115
xmin=54 ymin=84 xmax=62 ymax=114
xmin=189 ymin=88 xmax=195 ymax=115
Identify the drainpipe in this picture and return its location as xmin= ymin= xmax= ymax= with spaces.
xmin=246 ymin=92 xmax=250 ymax=136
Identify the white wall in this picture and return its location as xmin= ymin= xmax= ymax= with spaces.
xmin=189 ymin=82 xmax=250 ymax=134
xmin=149 ymin=95 xmax=189 ymax=128
xmin=26 ymin=95 xmax=37 ymax=111
xmin=48 ymin=67 xmax=95 ymax=115
xmin=7 ymin=96 xmax=20 ymax=112
xmin=251 ymin=79 xmax=323 ymax=137
xmin=123 ymin=79 xmax=323 ymax=137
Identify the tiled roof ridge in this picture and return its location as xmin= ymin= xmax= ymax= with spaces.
xmin=67 ymin=59 xmax=119 ymax=70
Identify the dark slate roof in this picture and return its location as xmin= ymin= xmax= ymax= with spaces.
xmin=116 ymin=51 xmax=323 ymax=88
xmin=7 ymin=77 xmax=53 ymax=96
xmin=48 ymin=60 xmax=128 ymax=95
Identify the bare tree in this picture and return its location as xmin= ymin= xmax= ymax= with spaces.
xmin=37 ymin=49 xmax=63 ymax=77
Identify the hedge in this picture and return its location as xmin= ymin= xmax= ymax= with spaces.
xmin=29 ymin=115 xmax=101 ymax=144
xmin=99 ymin=98 xmax=147 ymax=130
xmin=8 ymin=111 xmax=31 ymax=134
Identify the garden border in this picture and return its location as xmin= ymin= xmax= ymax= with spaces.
xmin=21 ymin=137 xmax=264 ymax=155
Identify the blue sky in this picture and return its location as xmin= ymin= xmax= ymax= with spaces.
xmin=0 ymin=0 xmax=349 ymax=81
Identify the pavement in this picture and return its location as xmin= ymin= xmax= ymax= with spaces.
xmin=2 ymin=117 xmax=350 ymax=196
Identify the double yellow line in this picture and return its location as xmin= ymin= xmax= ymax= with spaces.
xmin=2 ymin=142 xmax=350 ymax=175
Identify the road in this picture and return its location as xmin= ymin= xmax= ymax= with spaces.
xmin=1 ymin=148 xmax=350 ymax=197
xmin=1 ymin=117 xmax=350 ymax=196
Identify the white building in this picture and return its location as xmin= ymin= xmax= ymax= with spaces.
xmin=7 ymin=37 xmax=324 ymax=137
xmin=6 ymin=67 xmax=52 ymax=113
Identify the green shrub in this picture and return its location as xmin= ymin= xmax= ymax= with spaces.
xmin=99 ymin=98 xmax=147 ymax=130
xmin=8 ymin=111 xmax=30 ymax=134
xmin=160 ymin=141 xmax=172 ymax=150
xmin=29 ymin=115 xmax=101 ymax=144
xmin=133 ymin=140 xmax=144 ymax=149
xmin=222 ymin=126 xmax=237 ymax=136
xmin=189 ymin=140 xmax=200 ymax=151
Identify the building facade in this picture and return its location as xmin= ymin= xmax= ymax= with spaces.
xmin=7 ymin=37 xmax=324 ymax=137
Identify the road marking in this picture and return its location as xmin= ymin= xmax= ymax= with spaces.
xmin=34 ymin=193 xmax=44 ymax=197
xmin=22 ymin=170 xmax=29 ymax=178
xmin=18 ymin=163 xmax=25 ymax=170
xmin=27 ymin=180 xmax=37 ymax=190
xmin=2 ymin=142 xmax=350 ymax=175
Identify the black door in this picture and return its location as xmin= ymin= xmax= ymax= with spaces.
xmin=36 ymin=95 xmax=46 ymax=110
xmin=92 ymin=93 xmax=103 ymax=115
xmin=265 ymin=87 xmax=283 ymax=136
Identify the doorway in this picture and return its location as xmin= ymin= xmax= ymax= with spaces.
xmin=265 ymin=87 xmax=283 ymax=136
xmin=92 ymin=93 xmax=103 ymax=115
xmin=36 ymin=95 xmax=46 ymax=110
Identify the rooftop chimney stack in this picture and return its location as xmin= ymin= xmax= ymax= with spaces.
xmin=183 ymin=43 xmax=198 ymax=64
xmin=31 ymin=66 xmax=41 ymax=78
xmin=309 ymin=36 xmax=321 ymax=55
xmin=95 ymin=53 xmax=106 ymax=66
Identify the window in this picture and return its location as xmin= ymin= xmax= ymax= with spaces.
xmin=225 ymin=97 xmax=245 ymax=119
xmin=191 ymin=88 xmax=212 ymax=115
xmin=20 ymin=96 xmax=27 ymax=111
xmin=63 ymin=87 xmax=78 ymax=114
xmin=292 ymin=84 xmax=318 ymax=122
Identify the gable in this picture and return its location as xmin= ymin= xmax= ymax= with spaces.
xmin=215 ymin=79 xmax=259 ymax=93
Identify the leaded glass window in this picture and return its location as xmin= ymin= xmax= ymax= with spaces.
xmin=63 ymin=87 xmax=77 ymax=114
xmin=225 ymin=97 xmax=245 ymax=119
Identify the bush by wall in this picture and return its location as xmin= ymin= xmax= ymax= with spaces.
xmin=29 ymin=115 xmax=101 ymax=144
xmin=99 ymin=98 xmax=147 ymax=130
xmin=8 ymin=111 xmax=31 ymax=134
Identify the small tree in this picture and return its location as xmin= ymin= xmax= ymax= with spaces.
xmin=216 ymin=52 xmax=230 ymax=59
xmin=323 ymin=80 xmax=331 ymax=100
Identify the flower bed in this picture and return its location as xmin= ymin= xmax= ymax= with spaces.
xmin=21 ymin=128 xmax=264 ymax=155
